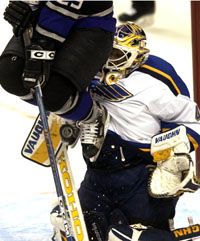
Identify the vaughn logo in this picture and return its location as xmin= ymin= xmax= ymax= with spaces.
xmin=23 ymin=118 xmax=44 ymax=154
xmin=155 ymin=128 xmax=180 ymax=144
xmin=30 ymin=50 xmax=55 ymax=60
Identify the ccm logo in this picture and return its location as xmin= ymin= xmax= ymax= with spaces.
xmin=30 ymin=50 xmax=55 ymax=60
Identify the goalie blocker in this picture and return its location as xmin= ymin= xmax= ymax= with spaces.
xmin=149 ymin=126 xmax=200 ymax=198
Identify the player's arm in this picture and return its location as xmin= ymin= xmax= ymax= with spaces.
xmin=146 ymin=87 xmax=200 ymax=198
xmin=147 ymin=86 xmax=200 ymax=151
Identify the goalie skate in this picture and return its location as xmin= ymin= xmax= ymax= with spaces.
xmin=80 ymin=102 xmax=110 ymax=162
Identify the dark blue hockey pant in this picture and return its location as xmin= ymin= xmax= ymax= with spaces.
xmin=78 ymin=164 xmax=178 ymax=233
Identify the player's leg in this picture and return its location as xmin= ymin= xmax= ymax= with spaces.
xmin=0 ymin=28 xmax=113 ymax=160
xmin=101 ymin=163 xmax=177 ymax=241
xmin=87 ymin=157 xmax=178 ymax=231
xmin=77 ymin=169 xmax=113 ymax=241
xmin=50 ymin=28 xmax=113 ymax=160
xmin=115 ymin=164 xmax=178 ymax=231
xmin=118 ymin=1 xmax=155 ymax=26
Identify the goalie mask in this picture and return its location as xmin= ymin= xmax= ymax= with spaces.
xmin=101 ymin=22 xmax=150 ymax=85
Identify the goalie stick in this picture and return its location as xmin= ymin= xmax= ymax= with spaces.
xmin=172 ymin=217 xmax=200 ymax=241
xmin=173 ymin=224 xmax=200 ymax=241
xmin=22 ymin=113 xmax=89 ymax=241
xmin=22 ymin=28 xmax=89 ymax=241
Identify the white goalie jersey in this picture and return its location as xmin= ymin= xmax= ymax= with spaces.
xmin=90 ymin=55 xmax=200 ymax=154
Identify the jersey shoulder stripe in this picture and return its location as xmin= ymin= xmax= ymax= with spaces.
xmin=37 ymin=2 xmax=116 ymax=42
xmin=138 ymin=55 xmax=190 ymax=97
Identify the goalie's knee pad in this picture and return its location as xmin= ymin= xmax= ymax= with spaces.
xmin=108 ymin=225 xmax=177 ymax=241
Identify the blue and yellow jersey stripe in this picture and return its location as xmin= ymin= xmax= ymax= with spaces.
xmin=138 ymin=55 xmax=190 ymax=97
xmin=90 ymin=79 xmax=133 ymax=102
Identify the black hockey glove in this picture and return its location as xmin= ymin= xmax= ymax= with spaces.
xmin=4 ymin=1 xmax=39 ymax=37
xmin=23 ymin=33 xmax=56 ymax=90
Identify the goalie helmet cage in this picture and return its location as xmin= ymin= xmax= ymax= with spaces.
xmin=191 ymin=1 xmax=200 ymax=178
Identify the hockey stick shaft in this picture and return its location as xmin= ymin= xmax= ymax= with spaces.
xmin=23 ymin=29 xmax=74 ymax=241
xmin=35 ymin=86 xmax=75 ymax=240
xmin=34 ymin=85 xmax=64 ymax=196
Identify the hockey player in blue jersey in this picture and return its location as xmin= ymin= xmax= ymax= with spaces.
xmin=49 ymin=23 xmax=200 ymax=241
xmin=0 ymin=0 xmax=116 ymax=161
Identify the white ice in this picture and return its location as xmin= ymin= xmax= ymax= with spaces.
xmin=0 ymin=1 xmax=200 ymax=240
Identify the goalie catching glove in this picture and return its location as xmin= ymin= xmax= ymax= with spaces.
xmin=148 ymin=125 xmax=200 ymax=198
